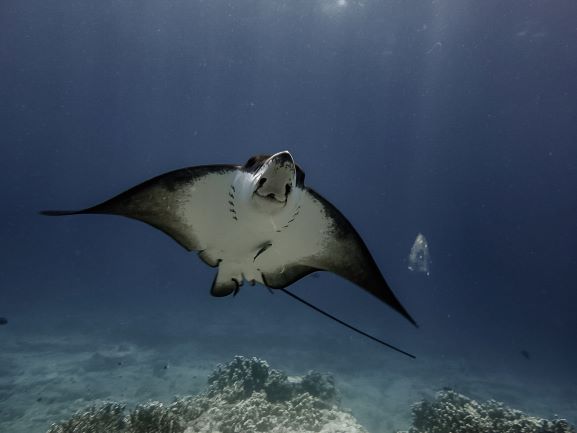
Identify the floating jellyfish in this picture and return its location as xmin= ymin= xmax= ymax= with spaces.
xmin=408 ymin=233 xmax=431 ymax=276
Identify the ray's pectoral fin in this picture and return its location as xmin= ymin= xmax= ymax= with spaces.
xmin=261 ymin=264 xmax=319 ymax=289
xmin=40 ymin=165 xmax=238 ymax=253
xmin=304 ymin=188 xmax=418 ymax=327
xmin=211 ymin=264 xmax=243 ymax=297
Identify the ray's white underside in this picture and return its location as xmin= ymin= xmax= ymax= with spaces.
xmin=172 ymin=170 xmax=332 ymax=288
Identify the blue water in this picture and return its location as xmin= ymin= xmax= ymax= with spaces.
xmin=1 ymin=0 xmax=576 ymax=431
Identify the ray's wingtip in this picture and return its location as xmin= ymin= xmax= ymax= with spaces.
xmin=39 ymin=210 xmax=78 ymax=216
xmin=400 ymin=309 xmax=419 ymax=328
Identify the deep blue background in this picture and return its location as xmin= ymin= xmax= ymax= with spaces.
xmin=1 ymin=0 xmax=576 ymax=383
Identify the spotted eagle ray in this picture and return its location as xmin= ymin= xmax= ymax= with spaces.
xmin=42 ymin=151 xmax=417 ymax=357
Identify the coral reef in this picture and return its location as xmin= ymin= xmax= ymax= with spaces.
xmin=204 ymin=356 xmax=339 ymax=405
xmin=410 ymin=390 xmax=576 ymax=433
xmin=47 ymin=356 xmax=367 ymax=433
xmin=47 ymin=358 xmax=577 ymax=433
xmin=47 ymin=403 xmax=127 ymax=433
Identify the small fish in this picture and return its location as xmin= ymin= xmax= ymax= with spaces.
xmin=521 ymin=350 xmax=531 ymax=360
xmin=408 ymin=233 xmax=431 ymax=276
xmin=0 ymin=317 xmax=7 ymax=325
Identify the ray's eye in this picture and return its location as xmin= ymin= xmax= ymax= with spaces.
xmin=258 ymin=178 xmax=267 ymax=187
xmin=285 ymin=184 xmax=292 ymax=195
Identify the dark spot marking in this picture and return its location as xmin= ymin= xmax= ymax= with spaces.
xmin=228 ymin=200 xmax=234 ymax=206
xmin=0 ymin=317 xmax=7 ymax=325
xmin=232 ymin=279 xmax=241 ymax=296
xmin=242 ymin=155 xmax=271 ymax=173
xmin=253 ymin=242 xmax=272 ymax=262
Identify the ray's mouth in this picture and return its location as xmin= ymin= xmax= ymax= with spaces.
xmin=254 ymin=189 xmax=287 ymax=204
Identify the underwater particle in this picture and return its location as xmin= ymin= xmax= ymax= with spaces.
xmin=0 ymin=317 xmax=7 ymax=325
xmin=152 ymin=363 xmax=169 ymax=378
xmin=408 ymin=233 xmax=431 ymax=275
xmin=82 ymin=352 xmax=132 ymax=372
xmin=426 ymin=41 xmax=442 ymax=54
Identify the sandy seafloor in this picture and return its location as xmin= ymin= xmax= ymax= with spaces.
xmin=1 ymin=298 xmax=576 ymax=433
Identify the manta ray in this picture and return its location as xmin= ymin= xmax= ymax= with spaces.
xmin=42 ymin=151 xmax=417 ymax=357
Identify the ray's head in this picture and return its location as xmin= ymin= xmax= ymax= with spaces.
xmin=243 ymin=151 xmax=305 ymax=212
